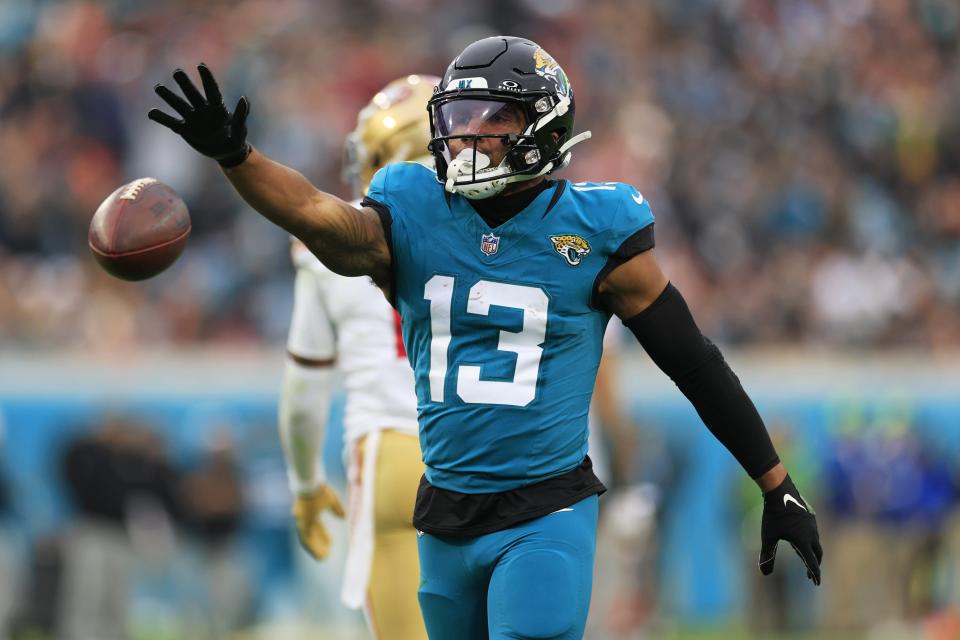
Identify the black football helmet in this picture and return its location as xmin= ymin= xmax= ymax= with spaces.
xmin=427 ymin=36 xmax=592 ymax=199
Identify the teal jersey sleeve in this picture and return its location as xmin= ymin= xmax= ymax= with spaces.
xmin=365 ymin=163 xmax=392 ymax=207
xmin=365 ymin=161 xmax=437 ymax=218
xmin=596 ymin=182 xmax=655 ymax=256
xmin=565 ymin=181 xmax=656 ymax=309
xmin=364 ymin=163 xmax=404 ymax=255
xmin=363 ymin=162 xmax=443 ymax=305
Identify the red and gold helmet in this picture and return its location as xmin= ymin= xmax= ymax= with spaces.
xmin=342 ymin=74 xmax=440 ymax=198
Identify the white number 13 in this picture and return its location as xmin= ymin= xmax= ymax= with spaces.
xmin=424 ymin=275 xmax=548 ymax=406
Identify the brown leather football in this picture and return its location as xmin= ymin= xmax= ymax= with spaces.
xmin=88 ymin=178 xmax=190 ymax=281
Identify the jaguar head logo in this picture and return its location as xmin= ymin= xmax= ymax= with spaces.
xmin=550 ymin=234 xmax=591 ymax=267
xmin=533 ymin=47 xmax=570 ymax=98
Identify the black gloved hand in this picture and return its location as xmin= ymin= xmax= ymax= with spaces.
xmin=148 ymin=64 xmax=251 ymax=168
xmin=759 ymin=474 xmax=823 ymax=585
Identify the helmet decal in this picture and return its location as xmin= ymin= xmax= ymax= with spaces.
xmin=444 ymin=77 xmax=489 ymax=91
xmin=372 ymin=82 xmax=413 ymax=110
xmin=533 ymin=47 xmax=570 ymax=98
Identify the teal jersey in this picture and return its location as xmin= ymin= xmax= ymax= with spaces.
xmin=367 ymin=162 xmax=654 ymax=493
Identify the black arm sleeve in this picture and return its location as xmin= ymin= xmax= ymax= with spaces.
xmin=623 ymin=282 xmax=779 ymax=478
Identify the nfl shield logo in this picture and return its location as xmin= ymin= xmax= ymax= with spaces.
xmin=480 ymin=233 xmax=500 ymax=255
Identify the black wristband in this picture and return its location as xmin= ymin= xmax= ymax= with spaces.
xmin=623 ymin=283 xmax=780 ymax=478
xmin=217 ymin=142 xmax=252 ymax=168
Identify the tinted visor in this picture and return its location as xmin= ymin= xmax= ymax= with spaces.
xmin=433 ymin=98 xmax=530 ymax=170
xmin=434 ymin=99 xmax=527 ymax=139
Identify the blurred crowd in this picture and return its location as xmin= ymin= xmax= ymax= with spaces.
xmin=2 ymin=399 xmax=960 ymax=638
xmin=2 ymin=0 xmax=960 ymax=350
xmin=1 ymin=415 xmax=250 ymax=640
xmin=735 ymin=404 xmax=960 ymax=640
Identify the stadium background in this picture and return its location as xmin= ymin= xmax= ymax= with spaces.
xmin=1 ymin=0 xmax=959 ymax=638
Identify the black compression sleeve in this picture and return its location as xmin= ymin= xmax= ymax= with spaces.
xmin=623 ymin=283 xmax=780 ymax=478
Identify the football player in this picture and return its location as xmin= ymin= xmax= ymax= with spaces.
xmin=278 ymin=75 xmax=437 ymax=640
xmin=150 ymin=36 xmax=823 ymax=640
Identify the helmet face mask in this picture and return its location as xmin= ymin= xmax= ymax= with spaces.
xmin=431 ymin=96 xmax=536 ymax=177
xmin=428 ymin=37 xmax=591 ymax=199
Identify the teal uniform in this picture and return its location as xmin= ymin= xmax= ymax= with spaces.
xmin=366 ymin=162 xmax=654 ymax=639
xmin=367 ymin=162 xmax=653 ymax=493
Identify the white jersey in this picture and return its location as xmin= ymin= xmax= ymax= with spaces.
xmin=287 ymin=241 xmax=419 ymax=444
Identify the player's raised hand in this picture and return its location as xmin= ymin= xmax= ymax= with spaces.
xmin=758 ymin=474 xmax=823 ymax=585
xmin=292 ymin=484 xmax=346 ymax=561
xmin=149 ymin=63 xmax=252 ymax=167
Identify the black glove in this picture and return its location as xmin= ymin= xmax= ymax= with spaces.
xmin=148 ymin=64 xmax=252 ymax=168
xmin=759 ymin=474 xmax=823 ymax=585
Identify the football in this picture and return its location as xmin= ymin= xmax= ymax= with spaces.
xmin=88 ymin=178 xmax=191 ymax=281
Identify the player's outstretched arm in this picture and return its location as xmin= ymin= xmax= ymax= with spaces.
xmin=597 ymin=250 xmax=822 ymax=585
xmin=147 ymin=64 xmax=390 ymax=289
xmin=224 ymin=149 xmax=391 ymax=285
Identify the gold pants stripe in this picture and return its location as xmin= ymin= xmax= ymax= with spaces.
xmin=352 ymin=430 xmax=426 ymax=640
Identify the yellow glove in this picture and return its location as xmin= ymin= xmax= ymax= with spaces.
xmin=292 ymin=484 xmax=346 ymax=560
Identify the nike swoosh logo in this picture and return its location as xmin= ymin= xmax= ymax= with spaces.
xmin=783 ymin=494 xmax=807 ymax=512
xmin=631 ymin=192 xmax=644 ymax=205
xmin=551 ymin=508 xmax=574 ymax=514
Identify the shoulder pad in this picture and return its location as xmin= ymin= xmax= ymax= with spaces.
xmin=570 ymin=181 xmax=645 ymax=205
xmin=367 ymin=162 xmax=436 ymax=204
xmin=569 ymin=181 xmax=653 ymax=230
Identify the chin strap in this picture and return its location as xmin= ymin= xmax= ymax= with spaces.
xmin=533 ymin=96 xmax=571 ymax=133
xmin=445 ymin=129 xmax=594 ymax=200
xmin=445 ymin=148 xmax=508 ymax=199
xmin=501 ymin=130 xmax=592 ymax=183
xmin=530 ymin=131 xmax=592 ymax=176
